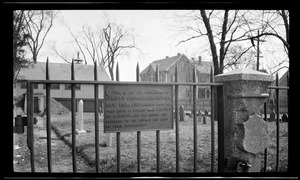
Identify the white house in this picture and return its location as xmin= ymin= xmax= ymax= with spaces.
xmin=14 ymin=61 xmax=111 ymax=113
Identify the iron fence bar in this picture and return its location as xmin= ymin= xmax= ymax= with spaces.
xmin=264 ymin=102 xmax=268 ymax=172
xmin=71 ymin=60 xmax=77 ymax=173
xmin=217 ymin=85 xmax=225 ymax=172
xmin=45 ymin=58 xmax=52 ymax=173
xmin=175 ymin=64 xmax=180 ymax=173
xmin=26 ymin=79 xmax=224 ymax=87
xmin=276 ymin=73 xmax=280 ymax=172
xmin=287 ymin=71 xmax=289 ymax=172
xmin=116 ymin=132 xmax=121 ymax=172
xmin=94 ymin=61 xmax=100 ymax=173
xmin=192 ymin=64 xmax=197 ymax=173
xmin=155 ymin=64 xmax=161 ymax=173
xmin=210 ymin=67 xmax=215 ymax=172
xmin=136 ymin=63 xmax=141 ymax=173
xmin=27 ymin=81 xmax=35 ymax=172
xmin=116 ymin=63 xmax=121 ymax=173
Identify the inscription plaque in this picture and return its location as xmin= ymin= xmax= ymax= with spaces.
xmin=104 ymin=84 xmax=173 ymax=133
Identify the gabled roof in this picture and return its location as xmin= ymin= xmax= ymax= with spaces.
xmin=140 ymin=54 xmax=188 ymax=75
xmin=17 ymin=62 xmax=111 ymax=81
xmin=140 ymin=53 xmax=213 ymax=75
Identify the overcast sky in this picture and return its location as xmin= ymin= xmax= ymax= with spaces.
xmin=38 ymin=10 xmax=288 ymax=81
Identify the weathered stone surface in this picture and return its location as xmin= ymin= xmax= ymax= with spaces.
xmin=214 ymin=68 xmax=273 ymax=172
xmin=215 ymin=68 xmax=273 ymax=82
xmin=242 ymin=114 xmax=269 ymax=154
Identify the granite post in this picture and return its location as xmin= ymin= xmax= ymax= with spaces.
xmin=215 ymin=69 xmax=273 ymax=172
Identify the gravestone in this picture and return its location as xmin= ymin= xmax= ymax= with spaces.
xmin=76 ymin=100 xmax=86 ymax=134
xmin=179 ymin=105 xmax=185 ymax=122
xmin=269 ymin=111 xmax=276 ymax=122
xmin=104 ymin=133 xmax=112 ymax=147
xmin=197 ymin=110 xmax=202 ymax=122
xmin=282 ymin=113 xmax=288 ymax=122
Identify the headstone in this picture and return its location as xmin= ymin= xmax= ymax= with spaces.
xmin=76 ymin=100 xmax=86 ymax=134
xmin=269 ymin=111 xmax=276 ymax=122
xmin=197 ymin=110 xmax=202 ymax=122
xmin=179 ymin=105 xmax=184 ymax=122
xmin=104 ymin=133 xmax=112 ymax=147
xmin=282 ymin=113 xmax=288 ymax=122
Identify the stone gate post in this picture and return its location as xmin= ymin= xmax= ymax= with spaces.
xmin=215 ymin=69 xmax=273 ymax=172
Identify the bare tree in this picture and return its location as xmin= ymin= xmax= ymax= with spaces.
xmin=13 ymin=10 xmax=28 ymax=85
xmin=224 ymin=44 xmax=256 ymax=71
xmin=102 ymin=23 xmax=135 ymax=80
xmin=23 ymin=10 xmax=58 ymax=62
xmin=173 ymin=10 xmax=252 ymax=75
xmin=55 ymin=22 xmax=135 ymax=81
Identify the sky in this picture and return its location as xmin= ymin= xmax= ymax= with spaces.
xmin=38 ymin=10 xmax=289 ymax=81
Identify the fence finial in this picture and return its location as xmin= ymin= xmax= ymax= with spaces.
xmin=175 ymin=63 xmax=178 ymax=82
xmin=136 ymin=62 xmax=140 ymax=82
xmin=46 ymin=57 xmax=49 ymax=80
xmin=156 ymin=64 xmax=159 ymax=82
xmin=116 ymin=62 xmax=119 ymax=81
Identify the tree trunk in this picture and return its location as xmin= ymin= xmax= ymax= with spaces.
xmin=109 ymin=67 xmax=114 ymax=81
xmin=200 ymin=10 xmax=220 ymax=76
xmin=219 ymin=10 xmax=229 ymax=75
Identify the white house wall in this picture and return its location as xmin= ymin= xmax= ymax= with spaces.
xmin=14 ymin=83 xmax=104 ymax=99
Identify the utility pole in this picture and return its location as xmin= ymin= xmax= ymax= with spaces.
xmin=255 ymin=30 xmax=266 ymax=71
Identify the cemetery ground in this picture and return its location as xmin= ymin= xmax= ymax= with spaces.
xmin=13 ymin=113 xmax=288 ymax=173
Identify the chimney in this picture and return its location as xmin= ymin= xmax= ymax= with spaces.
xmin=177 ymin=53 xmax=181 ymax=56
xmin=166 ymin=56 xmax=169 ymax=59
xmin=191 ymin=57 xmax=194 ymax=61
xmin=198 ymin=56 xmax=202 ymax=64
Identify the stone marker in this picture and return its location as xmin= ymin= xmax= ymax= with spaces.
xmin=104 ymin=133 xmax=112 ymax=147
xmin=282 ymin=113 xmax=288 ymax=122
xmin=76 ymin=100 xmax=86 ymax=134
xmin=179 ymin=105 xmax=184 ymax=122
xmin=239 ymin=114 xmax=269 ymax=154
xmin=269 ymin=111 xmax=276 ymax=122
xmin=197 ymin=110 xmax=202 ymax=122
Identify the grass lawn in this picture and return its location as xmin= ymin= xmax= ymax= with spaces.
xmin=50 ymin=113 xmax=288 ymax=173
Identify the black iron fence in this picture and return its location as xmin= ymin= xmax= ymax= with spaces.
xmin=22 ymin=59 xmax=226 ymax=173
xmin=16 ymin=59 xmax=289 ymax=173
xmin=263 ymin=73 xmax=289 ymax=172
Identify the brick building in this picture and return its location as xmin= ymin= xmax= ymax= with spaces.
xmin=140 ymin=53 xmax=213 ymax=111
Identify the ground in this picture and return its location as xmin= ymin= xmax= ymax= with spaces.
xmin=13 ymin=113 xmax=288 ymax=173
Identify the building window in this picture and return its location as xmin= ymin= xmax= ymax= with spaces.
xmin=171 ymin=74 xmax=175 ymax=82
xmin=179 ymin=62 xmax=184 ymax=71
xmin=43 ymin=84 xmax=60 ymax=90
xmin=65 ymin=84 xmax=81 ymax=90
xmin=20 ymin=82 xmax=38 ymax=89
xmin=186 ymin=89 xmax=190 ymax=97
xmin=198 ymin=88 xmax=205 ymax=99
xmin=206 ymin=89 xmax=210 ymax=99
xmin=150 ymin=75 xmax=154 ymax=81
